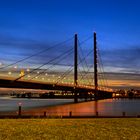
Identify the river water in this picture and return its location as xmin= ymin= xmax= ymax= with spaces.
xmin=0 ymin=97 xmax=140 ymax=116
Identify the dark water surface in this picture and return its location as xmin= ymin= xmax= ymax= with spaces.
xmin=0 ymin=97 xmax=140 ymax=116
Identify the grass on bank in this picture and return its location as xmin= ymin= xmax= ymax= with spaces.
xmin=0 ymin=118 xmax=140 ymax=140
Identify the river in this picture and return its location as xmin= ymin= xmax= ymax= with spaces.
xmin=0 ymin=97 xmax=140 ymax=116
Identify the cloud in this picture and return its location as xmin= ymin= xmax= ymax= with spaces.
xmin=98 ymin=71 xmax=140 ymax=89
xmin=0 ymin=34 xmax=74 ymax=68
xmin=100 ymin=45 xmax=140 ymax=73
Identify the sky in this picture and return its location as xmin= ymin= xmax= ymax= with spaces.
xmin=0 ymin=0 xmax=140 ymax=89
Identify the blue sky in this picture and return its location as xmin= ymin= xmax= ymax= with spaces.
xmin=0 ymin=0 xmax=140 ymax=88
xmin=1 ymin=0 xmax=140 ymax=44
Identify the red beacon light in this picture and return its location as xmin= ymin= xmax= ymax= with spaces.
xmin=18 ymin=102 xmax=22 ymax=106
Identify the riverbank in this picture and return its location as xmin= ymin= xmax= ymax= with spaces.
xmin=0 ymin=119 xmax=139 ymax=139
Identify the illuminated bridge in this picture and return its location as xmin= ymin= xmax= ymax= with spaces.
xmin=0 ymin=33 xmax=113 ymax=102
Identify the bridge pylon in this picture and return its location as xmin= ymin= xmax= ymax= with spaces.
xmin=74 ymin=34 xmax=78 ymax=103
xmin=94 ymin=32 xmax=98 ymax=100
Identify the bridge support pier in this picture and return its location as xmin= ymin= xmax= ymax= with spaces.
xmin=74 ymin=95 xmax=78 ymax=103
xmin=74 ymin=89 xmax=78 ymax=103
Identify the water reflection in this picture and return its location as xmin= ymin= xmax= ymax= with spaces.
xmin=0 ymin=97 xmax=140 ymax=116
xmin=23 ymin=98 xmax=140 ymax=116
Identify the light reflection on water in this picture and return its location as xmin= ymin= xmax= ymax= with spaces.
xmin=41 ymin=98 xmax=140 ymax=116
xmin=0 ymin=97 xmax=140 ymax=116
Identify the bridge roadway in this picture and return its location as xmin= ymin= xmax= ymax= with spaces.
xmin=0 ymin=77 xmax=94 ymax=92
xmin=0 ymin=77 xmax=113 ymax=98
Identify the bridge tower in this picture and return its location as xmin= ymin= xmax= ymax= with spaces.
xmin=93 ymin=32 xmax=99 ymax=116
xmin=94 ymin=32 xmax=98 ymax=99
xmin=74 ymin=34 xmax=78 ymax=103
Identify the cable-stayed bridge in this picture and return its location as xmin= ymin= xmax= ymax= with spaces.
xmin=0 ymin=33 xmax=113 ymax=102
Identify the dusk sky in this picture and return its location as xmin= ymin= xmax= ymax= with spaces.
xmin=0 ymin=0 xmax=140 ymax=89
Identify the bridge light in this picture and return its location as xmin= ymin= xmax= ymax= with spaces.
xmin=42 ymin=77 xmax=45 ymax=80
xmin=27 ymin=68 xmax=30 ymax=72
xmin=37 ymin=71 xmax=40 ymax=74
xmin=20 ymin=70 xmax=25 ymax=77
xmin=28 ymin=75 xmax=31 ymax=78
xmin=45 ymin=73 xmax=48 ymax=76
xmin=8 ymin=71 xmax=12 ymax=75
xmin=35 ymin=76 xmax=38 ymax=79
xmin=14 ymin=66 xmax=17 ymax=69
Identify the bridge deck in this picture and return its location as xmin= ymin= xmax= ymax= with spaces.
xmin=0 ymin=78 xmax=94 ymax=92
